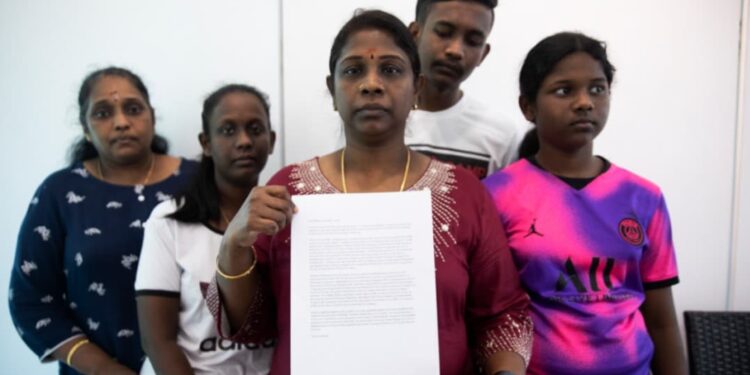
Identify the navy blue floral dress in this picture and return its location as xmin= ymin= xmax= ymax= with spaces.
xmin=9 ymin=159 xmax=198 ymax=374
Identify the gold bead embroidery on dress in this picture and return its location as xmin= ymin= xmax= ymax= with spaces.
xmin=410 ymin=160 xmax=458 ymax=263
xmin=288 ymin=159 xmax=338 ymax=195
xmin=288 ymin=158 xmax=459 ymax=263
xmin=478 ymin=313 xmax=534 ymax=366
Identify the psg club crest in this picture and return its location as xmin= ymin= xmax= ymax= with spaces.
xmin=618 ymin=218 xmax=644 ymax=246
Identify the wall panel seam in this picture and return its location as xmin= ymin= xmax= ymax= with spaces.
xmin=728 ymin=0 xmax=748 ymax=310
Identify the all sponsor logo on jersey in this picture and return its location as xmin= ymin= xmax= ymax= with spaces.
xmin=550 ymin=256 xmax=634 ymax=302
xmin=555 ymin=256 xmax=616 ymax=293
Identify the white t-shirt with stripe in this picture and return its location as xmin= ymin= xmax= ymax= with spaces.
xmin=135 ymin=200 xmax=273 ymax=375
xmin=405 ymin=95 xmax=525 ymax=179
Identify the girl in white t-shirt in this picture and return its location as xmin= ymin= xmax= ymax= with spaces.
xmin=135 ymin=84 xmax=277 ymax=375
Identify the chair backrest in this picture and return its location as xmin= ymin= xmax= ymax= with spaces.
xmin=684 ymin=311 xmax=750 ymax=375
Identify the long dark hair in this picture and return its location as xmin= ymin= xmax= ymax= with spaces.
xmin=517 ymin=128 xmax=539 ymax=159
xmin=518 ymin=32 xmax=616 ymax=157
xmin=169 ymin=84 xmax=272 ymax=224
xmin=68 ymin=66 xmax=168 ymax=165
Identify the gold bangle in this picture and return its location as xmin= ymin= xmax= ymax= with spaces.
xmin=216 ymin=246 xmax=257 ymax=280
xmin=66 ymin=339 xmax=90 ymax=366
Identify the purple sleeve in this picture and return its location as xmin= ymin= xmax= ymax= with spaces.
xmin=641 ymin=193 xmax=679 ymax=289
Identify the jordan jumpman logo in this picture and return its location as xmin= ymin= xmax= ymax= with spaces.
xmin=524 ymin=218 xmax=543 ymax=238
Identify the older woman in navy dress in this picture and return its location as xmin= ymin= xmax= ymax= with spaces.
xmin=9 ymin=67 xmax=197 ymax=375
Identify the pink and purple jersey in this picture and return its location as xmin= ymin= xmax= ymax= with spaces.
xmin=483 ymin=159 xmax=679 ymax=375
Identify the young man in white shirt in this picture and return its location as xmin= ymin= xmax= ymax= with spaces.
xmin=407 ymin=0 xmax=522 ymax=179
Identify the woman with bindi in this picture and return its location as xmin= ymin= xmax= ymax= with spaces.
xmin=9 ymin=67 xmax=198 ymax=375
xmin=205 ymin=10 xmax=532 ymax=375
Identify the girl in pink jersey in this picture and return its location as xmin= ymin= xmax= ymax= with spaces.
xmin=483 ymin=32 xmax=687 ymax=375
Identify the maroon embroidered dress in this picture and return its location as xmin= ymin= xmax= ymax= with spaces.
xmin=205 ymin=158 xmax=532 ymax=375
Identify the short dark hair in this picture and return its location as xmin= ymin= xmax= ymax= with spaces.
xmin=519 ymin=32 xmax=616 ymax=104
xmin=69 ymin=66 xmax=167 ymax=164
xmin=415 ymin=0 xmax=497 ymax=24
xmin=170 ymin=84 xmax=272 ymax=224
xmin=329 ymin=9 xmax=420 ymax=82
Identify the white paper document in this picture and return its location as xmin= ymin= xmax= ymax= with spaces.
xmin=290 ymin=190 xmax=439 ymax=375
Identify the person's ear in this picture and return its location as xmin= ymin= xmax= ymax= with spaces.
xmin=519 ymin=96 xmax=536 ymax=123
xmin=326 ymin=75 xmax=337 ymax=111
xmin=478 ymin=43 xmax=491 ymax=66
xmin=268 ymin=130 xmax=277 ymax=155
xmin=408 ymin=21 xmax=421 ymax=41
xmin=413 ymin=74 xmax=426 ymax=108
xmin=199 ymin=133 xmax=211 ymax=157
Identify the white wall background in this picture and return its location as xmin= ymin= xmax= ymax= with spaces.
xmin=1 ymin=0 xmax=747 ymax=373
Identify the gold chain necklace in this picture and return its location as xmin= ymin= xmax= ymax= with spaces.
xmin=98 ymin=154 xmax=155 ymax=202
xmin=339 ymin=148 xmax=411 ymax=193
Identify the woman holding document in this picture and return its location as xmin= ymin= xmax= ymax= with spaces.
xmin=207 ymin=10 xmax=532 ymax=375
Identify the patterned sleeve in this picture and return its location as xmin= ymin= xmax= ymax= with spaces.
xmin=134 ymin=202 xmax=181 ymax=296
xmin=641 ymin=193 xmax=680 ymax=289
xmin=203 ymin=234 xmax=277 ymax=344
xmin=467 ymin=187 xmax=533 ymax=367
xmin=8 ymin=179 xmax=84 ymax=361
